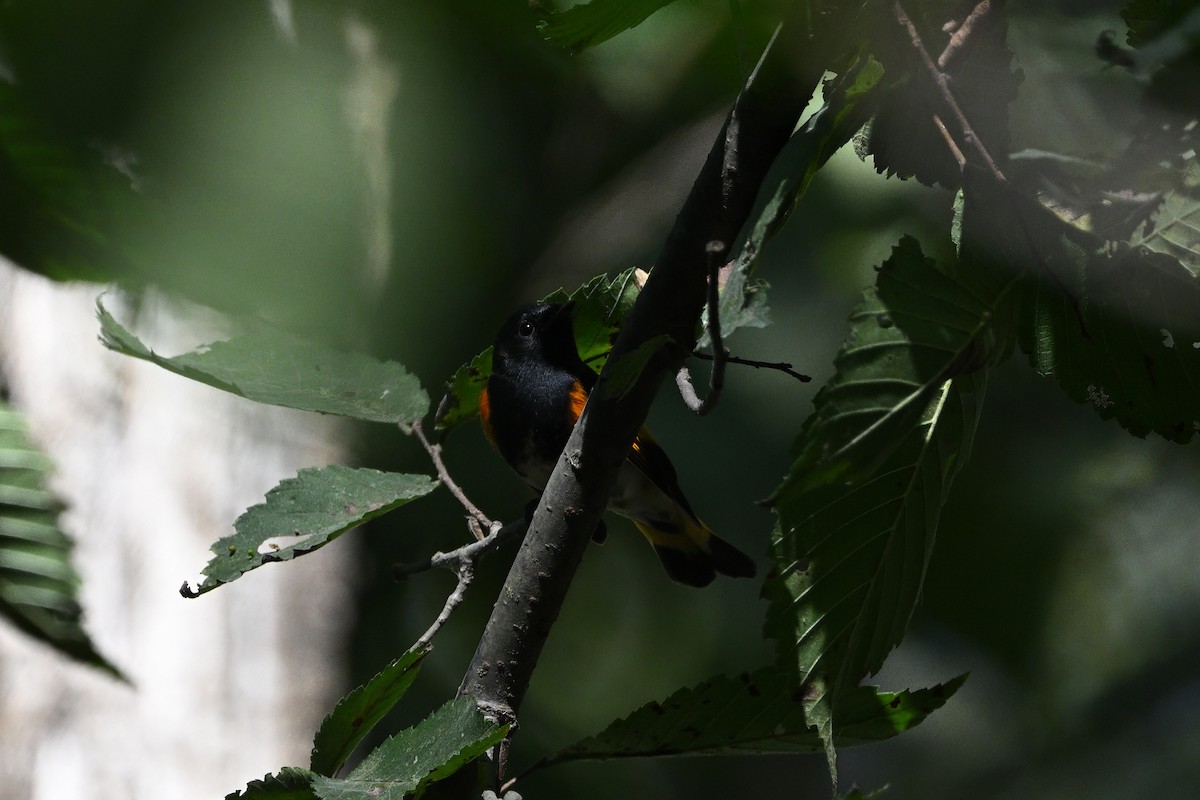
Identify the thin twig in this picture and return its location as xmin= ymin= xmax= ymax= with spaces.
xmin=677 ymin=241 xmax=730 ymax=415
xmin=414 ymin=560 xmax=473 ymax=649
xmin=932 ymin=113 xmax=967 ymax=170
xmin=403 ymin=519 xmax=525 ymax=649
xmin=694 ymin=350 xmax=812 ymax=382
xmin=893 ymin=0 xmax=1007 ymax=184
xmin=937 ymin=0 xmax=1003 ymax=72
xmin=393 ymin=518 xmax=525 ymax=580
xmin=411 ymin=419 xmax=493 ymax=540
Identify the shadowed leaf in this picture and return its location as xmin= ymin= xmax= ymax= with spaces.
xmin=540 ymin=671 xmax=966 ymax=765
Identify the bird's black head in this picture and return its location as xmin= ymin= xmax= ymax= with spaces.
xmin=492 ymin=301 xmax=582 ymax=375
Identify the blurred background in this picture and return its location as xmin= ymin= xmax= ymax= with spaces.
xmin=0 ymin=1 xmax=1197 ymax=798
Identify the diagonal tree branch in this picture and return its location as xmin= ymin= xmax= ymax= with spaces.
xmin=457 ymin=16 xmax=827 ymax=782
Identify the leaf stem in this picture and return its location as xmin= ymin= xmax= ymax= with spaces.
xmin=694 ymin=350 xmax=813 ymax=382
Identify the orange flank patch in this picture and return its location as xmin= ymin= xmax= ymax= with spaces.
xmin=567 ymin=380 xmax=589 ymax=424
xmin=479 ymin=385 xmax=494 ymax=444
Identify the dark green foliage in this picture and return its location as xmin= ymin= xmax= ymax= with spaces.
xmin=0 ymin=81 xmax=141 ymax=282
xmin=539 ymin=671 xmax=966 ymax=764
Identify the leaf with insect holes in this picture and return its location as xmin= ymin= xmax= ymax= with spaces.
xmin=184 ymin=466 xmax=436 ymax=597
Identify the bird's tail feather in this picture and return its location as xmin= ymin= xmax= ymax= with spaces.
xmin=635 ymin=518 xmax=756 ymax=588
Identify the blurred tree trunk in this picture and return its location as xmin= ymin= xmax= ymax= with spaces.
xmin=0 ymin=262 xmax=352 ymax=799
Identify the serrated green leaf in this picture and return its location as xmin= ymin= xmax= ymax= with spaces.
xmin=186 ymin=467 xmax=437 ymax=596
xmin=310 ymin=647 xmax=431 ymax=777
xmin=767 ymin=372 xmax=984 ymax=774
xmin=311 ymin=697 xmax=508 ymax=800
xmin=0 ymin=400 xmax=124 ymax=679
xmin=97 ymin=301 xmax=428 ymax=425
xmin=782 ymin=236 xmax=1012 ymax=491
xmin=541 ymin=670 xmax=965 ymax=765
xmin=226 ymin=767 xmax=321 ymax=800
xmin=434 ymin=268 xmax=642 ymax=435
xmin=536 ymin=0 xmax=676 ymax=52
xmin=765 ymin=231 xmax=1009 ymax=775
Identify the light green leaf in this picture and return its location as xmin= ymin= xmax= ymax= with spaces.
xmin=540 ymin=671 xmax=965 ymax=765
xmin=185 ymin=466 xmax=437 ymax=597
xmin=226 ymin=767 xmax=321 ymax=800
xmin=435 ymin=268 xmax=642 ymax=434
xmin=97 ymin=301 xmax=428 ymax=425
xmin=0 ymin=400 xmax=124 ymax=679
xmin=312 ymin=697 xmax=509 ymax=800
xmin=310 ymin=646 xmax=432 ymax=777
xmin=536 ymin=0 xmax=676 ymax=52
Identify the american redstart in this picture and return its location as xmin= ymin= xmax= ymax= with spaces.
xmin=479 ymin=300 xmax=756 ymax=587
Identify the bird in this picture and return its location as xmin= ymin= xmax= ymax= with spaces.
xmin=478 ymin=300 xmax=756 ymax=587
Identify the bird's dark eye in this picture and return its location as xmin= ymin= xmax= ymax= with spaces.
xmin=518 ymin=320 xmax=535 ymax=336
